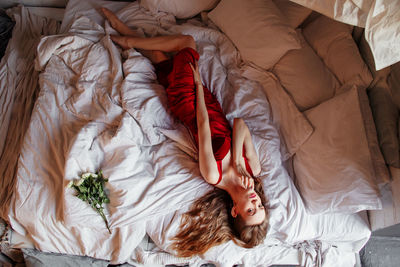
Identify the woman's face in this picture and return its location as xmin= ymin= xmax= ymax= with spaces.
xmin=231 ymin=189 xmax=266 ymax=226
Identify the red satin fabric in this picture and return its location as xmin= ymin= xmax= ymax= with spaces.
xmin=155 ymin=47 xmax=232 ymax=161
xmin=155 ymin=47 xmax=253 ymax=183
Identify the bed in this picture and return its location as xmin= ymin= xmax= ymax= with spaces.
xmin=0 ymin=0 xmax=399 ymax=266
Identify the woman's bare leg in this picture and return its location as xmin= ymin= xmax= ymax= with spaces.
xmin=101 ymin=7 xmax=139 ymax=37
xmin=110 ymin=34 xmax=196 ymax=53
xmin=101 ymin=7 xmax=196 ymax=62
xmin=101 ymin=7 xmax=169 ymax=64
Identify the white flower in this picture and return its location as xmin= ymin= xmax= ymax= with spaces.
xmin=75 ymin=177 xmax=86 ymax=186
xmin=81 ymin=172 xmax=92 ymax=179
xmin=66 ymin=172 xmax=99 ymax=188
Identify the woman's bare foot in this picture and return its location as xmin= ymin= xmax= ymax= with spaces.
xmin=101 ymin=7 xmax=124 ymax=33
xmin=101 ymin=7 xmax=142 ymax=38
xmin=110 ymin=35 xmax=132 ymax=50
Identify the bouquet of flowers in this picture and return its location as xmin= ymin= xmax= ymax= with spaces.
xmin=67 ymin=170 xmax=111 ymax=234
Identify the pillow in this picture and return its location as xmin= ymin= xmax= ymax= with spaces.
xmin=241 ymin=66 xmax=313 ymax=159
xmin=357 ymin=84 xmax=391 ymax=184
xmin=273 ymin=0 xmax=312 ymax=28
xmin=293 ymin=86 xmax=382 ymax=214
xmin=389 ymin=62 xmax=400 ymax=109
xmin=358 ymin=35 xmax=399 ymax=169
xmin=302 ymin=15 xmax=373 ymax=90
xmin=272 ymin=29 xmax=339 ymax=111
xmin=139 ymin=0 xmax=219 ymax=19
xmin=208 ymin=0 xmax=301 ymax=70
xmin=368 ymin=86 xmax=400 ymax=168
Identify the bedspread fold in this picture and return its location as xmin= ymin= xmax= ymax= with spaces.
xmin=0 ymin=6 xmax=60 ymax=219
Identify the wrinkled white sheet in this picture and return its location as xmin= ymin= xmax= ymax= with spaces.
xmin=291 ymin=0 xmax=400 ymax=70
xmin=0 ymin=6 xmax=59 ymax=218
xmin=3 ymin=2 xmax=372 ymax=266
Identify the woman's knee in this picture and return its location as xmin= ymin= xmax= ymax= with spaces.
xmin=178 ymin=35 xmax=196 ymax=50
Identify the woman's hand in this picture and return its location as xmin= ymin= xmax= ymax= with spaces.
xmin=235 ymin=157 xmax=252 ymax=179
xmin=239 ymin=175 xmax=254 ymax=190
xmin=189 ymin=62 xmax=202 ymax=85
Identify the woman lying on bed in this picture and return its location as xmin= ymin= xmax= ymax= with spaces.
xmin=102 ymin=8 xmax=269 ymax=257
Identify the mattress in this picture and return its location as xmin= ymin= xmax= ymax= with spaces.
xmin=0 ymin=1 xmax=377 ymax=266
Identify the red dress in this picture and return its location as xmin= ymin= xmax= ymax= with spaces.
xmin=155 ymin=47 xmax=253 ymax=184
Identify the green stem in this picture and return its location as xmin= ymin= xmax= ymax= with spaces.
xmin=97 ymin=208 xmax=111 ymax=234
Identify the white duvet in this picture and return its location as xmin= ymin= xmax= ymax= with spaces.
xmin=292 ymin=0 xmax=400 ymax=71
xmin=3 ymin=3 xmax=372 ymax=267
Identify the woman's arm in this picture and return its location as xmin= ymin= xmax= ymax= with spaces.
xmin=232 ymin=118 xmax=261 ymax=177
xmin=190 ymin=62 xmax=220 ymax=184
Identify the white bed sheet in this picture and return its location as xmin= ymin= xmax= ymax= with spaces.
xmin=3 ymin=2 xmax=373 ymax=266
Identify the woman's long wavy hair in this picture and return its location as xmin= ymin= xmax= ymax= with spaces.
xmin=170 ymin=178 xmax=269 ymax=257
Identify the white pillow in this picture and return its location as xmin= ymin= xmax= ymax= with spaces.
xmin=241 ymin=67 xmax=313 ymax=159
xmin=139 ymin=0 xmax=219 ymax=19
xmin=272 ymin=30 xmax=339 ymax=111
xmin=294 ymin=86 xmax=382 ymax=214
xmin=302 ymin=15 xmax=373 ymax=90
xmin=208 ymin=0 xmax=301 ymax=70
xmin=273 ymin=0 xmax=312 ymax=28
